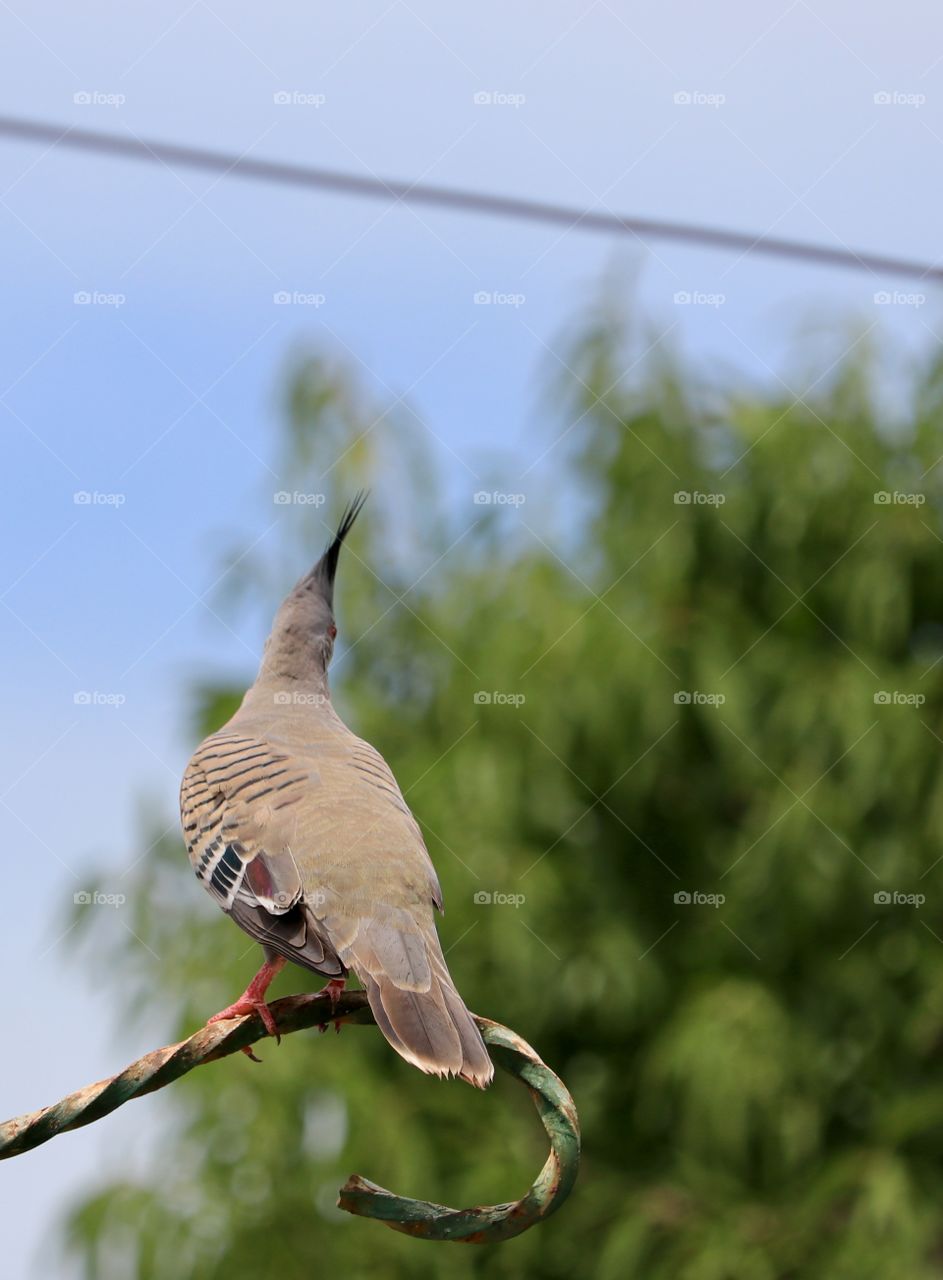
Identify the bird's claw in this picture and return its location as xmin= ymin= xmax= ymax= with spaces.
xmin=314 ymin=978 xmax=347 ymax=1035
xmin=317 ymin=977 xmax=347 ymax=1007
xmin=207 ymin=998 xmax=280 ymax=1043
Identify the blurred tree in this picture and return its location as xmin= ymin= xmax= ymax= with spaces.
xmin=63 ymin=307 xmax=943 ymax=1279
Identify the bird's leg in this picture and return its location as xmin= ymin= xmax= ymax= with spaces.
xmin=207 ymin=956 xmax=287 ymax=1053
xmin=315 ymin=975 xmax=347 ymax=1033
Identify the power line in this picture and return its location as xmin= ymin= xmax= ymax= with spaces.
xmin=1 ymin=114 xmax=940 ymax=285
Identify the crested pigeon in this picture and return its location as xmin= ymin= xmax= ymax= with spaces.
xmin=179 ymin=496 xmax=493 ymax=1087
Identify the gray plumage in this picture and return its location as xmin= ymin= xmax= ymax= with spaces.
xmin=180 ymin=496 xmax=493 ymax=1087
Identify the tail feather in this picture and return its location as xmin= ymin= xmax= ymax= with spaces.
xmin=436 ymin=974 xmax=494 ymax=1089
xmin=362 ymin=970 xmax=494 ymax=1089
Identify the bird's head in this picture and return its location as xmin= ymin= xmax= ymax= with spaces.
xmin=256 ymin=492 xmax=367 ymax=690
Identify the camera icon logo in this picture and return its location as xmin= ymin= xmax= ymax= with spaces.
xmin=473 ymin=691 xmax=492 ymax=705
xmin=74 ymin=890 xmax=92 ymax=904
xmin=473 ymin=890 xmax=493 ymax=904
xmin=874 ymin=890 xmax=891 ymax=904
xmin=673 ymin=691 xmax=692 ymax=704
xmin=674 ymin=891 xmax=692 ymax=904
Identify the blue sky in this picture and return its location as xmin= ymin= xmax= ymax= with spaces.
xmin=1 ymin=2 xmax=941 ymax=1273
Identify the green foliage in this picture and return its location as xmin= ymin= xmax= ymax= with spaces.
xmin=64 ymin=313 xmax=943 ymax=1277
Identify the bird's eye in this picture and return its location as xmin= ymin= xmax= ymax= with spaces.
xmin=328 ymin=623 xmax=337 ymax=640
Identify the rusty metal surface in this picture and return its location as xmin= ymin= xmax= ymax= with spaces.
xmin=337 ymin=1018 xmax=581 ymax=1242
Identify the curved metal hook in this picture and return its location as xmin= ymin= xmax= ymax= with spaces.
xmin=338 ymin=1016 xmax=581 ymax=1242
xmin=0 ymin=992 xmax=580 ymax=1244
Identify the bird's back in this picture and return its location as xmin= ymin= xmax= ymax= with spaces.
xmin=183 ymin=700 xmax=493 ymax=1087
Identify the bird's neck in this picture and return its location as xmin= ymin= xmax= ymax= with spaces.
xmin=240 ymin=619 xmax=331 ymax=711
xmin=239 ymin=665 xmax=333 ymax=719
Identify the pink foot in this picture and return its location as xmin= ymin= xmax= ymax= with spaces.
xmin=209 ymin=997 xmax=279 ymax=1040
xmin=206 ymin=956 xmax=286 ymax=1058
xmin=316 ymin=976 xmax=347 ymax=1033
xmin=318 ymin=977 xmax=347 ymax=1005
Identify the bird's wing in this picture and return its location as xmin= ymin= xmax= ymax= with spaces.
xmin=180 ymin=730 xmax=344 ymax=978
